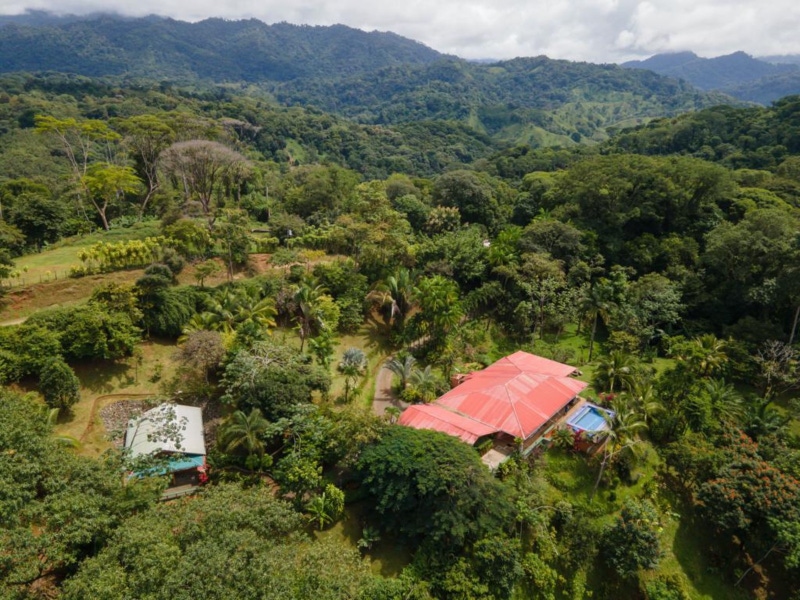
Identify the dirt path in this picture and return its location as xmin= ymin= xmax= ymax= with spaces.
xmin=0 ymin=317 xmax=26 ymax=327
xmin=371 ymin=360 xmax=408 ymax=417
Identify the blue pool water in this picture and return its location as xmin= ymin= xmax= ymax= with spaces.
xmin=567 ymin=404 xmax=610 ymax=432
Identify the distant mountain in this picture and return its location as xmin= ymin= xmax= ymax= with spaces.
xmin=0 ymin=13 xmax=736 ymax=146
xmin=623 ymin=51 xmax=800 ymax=104
xmin=759 ymin=54 xmax=800 ymax=66
xmin=0 ymin=14 xmax=446 ymax=81
xmin=272 ymin=56 xmax=734 ymax=145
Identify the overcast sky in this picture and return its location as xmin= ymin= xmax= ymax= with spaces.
xmin=1 ymin=0 xmax=799 ymax=63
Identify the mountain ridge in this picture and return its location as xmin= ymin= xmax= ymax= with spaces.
xmin=0 ymin=13 xmax=738 ymax=146
xmin=623 ymin=50 xmax=800 ymax=103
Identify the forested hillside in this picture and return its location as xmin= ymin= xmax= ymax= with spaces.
xmin=0 ymin=14 xmax=734 ymax=146
xmin=0 ymin=20 xmax=799 ymax=600
xmin=0 ymin=15 xmax=445 ymax=81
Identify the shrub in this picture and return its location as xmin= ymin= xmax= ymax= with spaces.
xmin=39 ymin=358 xmax=81 ymax=411
xmin=601 ymin=499 xmax=662 ymax=579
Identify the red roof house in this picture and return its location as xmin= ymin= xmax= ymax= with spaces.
xmin=398 ymin=351 xmax=587 ymax=454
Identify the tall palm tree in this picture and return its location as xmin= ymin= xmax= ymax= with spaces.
xmin=217 ymin=408 xmax=271 ymax=459
xmin=370 ymin=268 xmax=416 ymax=330
xmin=385 ymin=354 xmax=416 ymax=390
xmin=293 ymin=283 xmax=328 ymax=352
xmin=580 ymin=283 xmax=616 ymax=362
xmin=591 ymin=397 xmax=648 ymax=500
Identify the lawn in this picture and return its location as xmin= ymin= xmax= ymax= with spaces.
xmin=2 ymin=221 xmax=161 ymax=286
xmin=328 ymin=316 xmax=394 ymax=407
xmin=47 ymin=338 xmax=181 ymax=456
xmin=540 ymin=447 xmax=748 ymax=599
xmin=313 ymin=501 xmax=411 ymax=577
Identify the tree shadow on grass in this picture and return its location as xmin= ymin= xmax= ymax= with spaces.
xmin=73 ymin=360 xmax=133 ymax=395
xmin=361 ymin=314 xmax=395 ymax=357
xmin=671 ymin=511 xmax=751 ymax=600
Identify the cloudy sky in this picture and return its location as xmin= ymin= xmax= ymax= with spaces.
xmin=1 ymin=0 xmax=799 ymax=63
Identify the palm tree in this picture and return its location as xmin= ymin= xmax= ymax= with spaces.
xmin=622 ymin=373 xmax=662 ymax=425
xmin=686 ymin=334 xmax=728 ymax=378
xmin=306 ymin=485 xmax=344 ymax=531
xmin=704 ymin=378 xmax=744 ymax=426
xmin=591 ymin=397 xmax=648 ymax=500
xmin=385 ymin=354 xmax=416 ymax=391
xmin=293 ymin=283 xmax=328 ymax=352
xmin=370 ymin=268 xmax=415 ymax=330
xmin=593 ymin=352 xmax=636 ymax=394
xmin=409 ymin=365 xmax=438 ymax=403
xmin=233 ymin=289 xmax=277 ymax=332
xmin=217 ymin=408 xmax=271 ymax=460
xmin=580 ymin=283 xmax=616 ymax=362
xmin=339 ymin=347 xmax=367 ymax=403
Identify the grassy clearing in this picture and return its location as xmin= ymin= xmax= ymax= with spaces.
xmin=541 ymin=445 xmax=660 ymax=522
xmin=540 ymin=447 xmax=745 ymax=599
xmin=2 ymin=221 xmax=161 ymax=286
xmin=0 ymin=269 xmax=146 ymax=323
xmin=313 ymin=501 xmax=411 ymax=577
xmin=328 ymin=317 xmax=394 ymax=407
xmin=19 ymin=338 xmax=182 ymax=457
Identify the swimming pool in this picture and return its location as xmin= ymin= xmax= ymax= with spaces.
xmin=566 ymin=404 xmax=612 ymax=432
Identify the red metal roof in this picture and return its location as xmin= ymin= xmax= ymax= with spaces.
xmin=398 ymin=404 xmax=497 ymax=444
xmin=399 ymin=351 xmax=587 ymax=443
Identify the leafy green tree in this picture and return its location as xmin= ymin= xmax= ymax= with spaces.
xmin=0 ymin=390 xmax=160 ymax=597
xmin=414 ymin=275 xmax=464 ymax=348
xmin=115 ymin=114 xmax=175 ymax=218
xmin=433 ymin=170 xmax=504 ymax=233
xmin=38 ymin=358 xmax=81 ymax=411
xmin=7 ymin=190 xmax=68 ymax=248
xmin=82 ymin=162 xmax=143 ymax=230
xmin=601 ymin=499 xmax=662 ymax=579
xmin=26 ymin=305 xmax=139 ymax=361
xmin=357 ymin=426 xmax=513 ymax=550
xmin=213 ymin=209 xmax=253 ymax=280
xmin=34 ymin=115 xmax=121 ymax=225
xmin=61 ymin=483 xmax=375 ymax=600
xmin=220 ymin=340 xmax=330 ymax=419
xmin=193 ymin=259 xmax=223 ymax=287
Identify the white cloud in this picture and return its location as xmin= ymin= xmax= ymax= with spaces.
xmin=1 ymin=0 xmax=799 ymax=62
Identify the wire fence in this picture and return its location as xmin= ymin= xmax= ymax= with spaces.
xmin=1 ymin=269 xmax=74 ymax=289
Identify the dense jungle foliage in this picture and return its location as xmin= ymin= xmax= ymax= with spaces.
xmin=0 ymin=47 xmax=798 ymax=600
